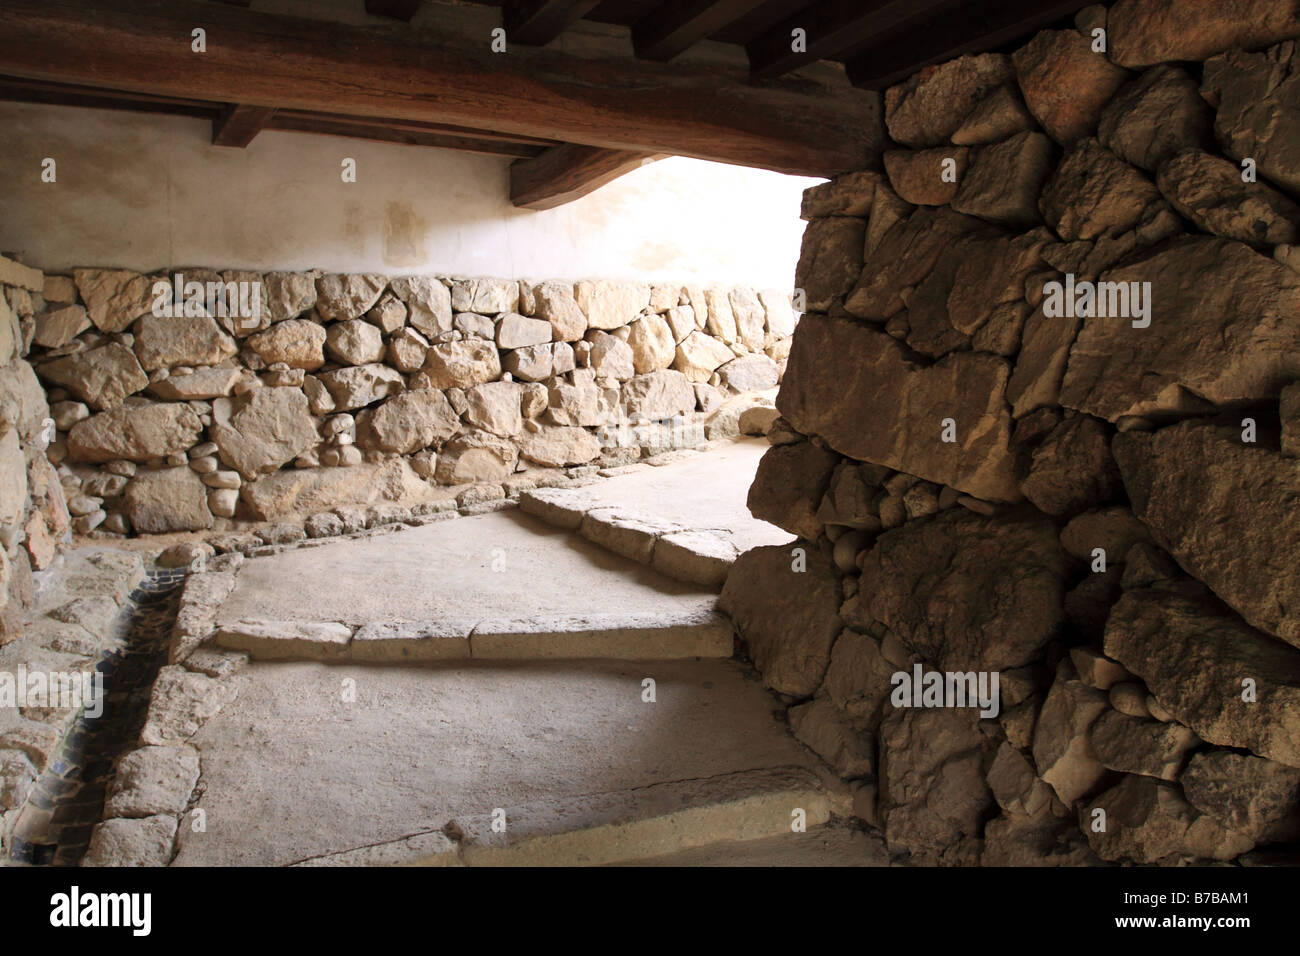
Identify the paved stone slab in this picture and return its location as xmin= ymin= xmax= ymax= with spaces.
xmin=172 ymin=658 xmax=825 ymax=866
xmin=212 ymin=509 xmax=725 ymax=659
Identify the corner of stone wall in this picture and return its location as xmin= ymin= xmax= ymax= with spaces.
xmin=727 ymin=0 xmax=1300 ymax=866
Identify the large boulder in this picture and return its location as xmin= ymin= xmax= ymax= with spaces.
xmin=316 ymin=364 xmax=405 ymax=411
xmin=1080 ymin=774 xmax=1254 ymax=863
xmin=718 ymin=544 xmax=841 ymax=698
xmin=877 ymin=707 xmax=993 ymax=863
xmin=851 ymin=509 xmax=1069 ymax=672
xmin=626 ymin=313 xmax=675 ymax=373
xmin=778 ymin=315 xmax=1021 ymax=502
xmin=434 ymin=430 xmax=518 ymax=484
xmin=517 ymin=426 xmax=601 ymax=467
xmin=246 ymin=319 xmax=327 ymax=370
xmin=133 ymin=314 xmax=238 ymax=371
xmin=950 ymin=132 xmax=1055 ymax=228
xmin=1012 ymin=30 xmax=1130 ymax=146
xmin=1020 ymin=414 xmax=1120 ymax=517
xmin=883 ymin=53 xmax=1016 ymax=147
xmin=1113 ymin=420 xmax=1300 ymax=647
xmin=574 ymin=280 xmax=650 ymax=331
xmin=122 ymin=467 xmax=214 ymax=532
xmin=1156 ymin=149 xmax=1300 ymax=246
xmin=1097 ymin=64 xmax=1214 ymax=171
xmin=1033 ymin=662 xmax=1110 ymax=805
xmin=621 ymin=370 xmax=694 ymax=421
xmin=1039 ymin=139 xmax=1169 ymax=241
xmin=73 ymin=268 xmax=155 ymax=332
xmin=423 ymin=339 xmax=501 ymax=389
xmin=38 ymin=343 xmax=149 ymax=411
xmin=1060 ymin=238 xmax=1300 ymax=422
xmin=1202 ymin=43 xmax=1300 ymax=199
xmin=1181 ymin=750 xmax=1300 ymax=841
xmin=68 ymin=403 xmax=203 ymax=464
xmin=673 ymin=331 xmax=733 ymax=383
xmin=389 ymin=276 xmax=452 ymax=336
xmin=1104 ymin=583 xmax=1300 ymax=767
xmin=358 ymin=388 xmax=460 ymax=455
xmin=315 ymin=273 xmax=387 ymax=321
xmin=240 ymin=459 xmax=432 ymax=519
xmin=795 ymin=218 xmax=866 ymax=313
xmin=532 ymin=280 xmax=586 ymax=342
xmin=464 ymin=381 xmax=522 ymax=437
xmin=1109 ymin=0 xmax=1300 ymax=68
xmin=263 ymin=271 xmax=317 ymax=322
xmin=718 ymin=354 xmax=780 ymax=392
xmin=210 ymin=388 xmax=319 ymax=478
xmin=747 ymin=441 xmax=838 ymax=540
xmin=325 ymin=319 xmax=385 ymax=365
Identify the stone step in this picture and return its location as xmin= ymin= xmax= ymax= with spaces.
xmin=167 ymin=658 xmax=844 ymax=867
xmin=210 ymin=608 xmax=731 ymax=662
xmin=293 ymin=767 xmax=833 ymax=867
xmin=202 ymin=509 xmax=732 ymax=662
xmin=520 ymin=487 xmax=740 ymax=589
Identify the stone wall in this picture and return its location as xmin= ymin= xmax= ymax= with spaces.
xmin=724 ymin=0 xmax=1300 ymax=865
xmin=23 ymin=268 xmax=793 ymax=536
xmin=0 ymin=257 xmax=72 ymax=645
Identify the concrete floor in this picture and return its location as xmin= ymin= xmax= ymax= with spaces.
xmin=171 ymin=658 xmax=827 ymax=866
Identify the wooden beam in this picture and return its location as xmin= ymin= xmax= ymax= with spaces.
xmin=747 ymin=0 xmax=962 ymax=78
xmin=511 ymin=145 xmax=660 ymax=210
xmin=270 ymin=109 xmax=561 ymax=148
xmin=211 ymin=103 xmax=275 ymax=146
xmin=364 ymin=0 xmax=422 ymax=21
xmin=0 ymin=74 xmax=219 ymax=118
xmin=0 ymin=0 xmax=876 ymax=177
xmin=271 ymin=114 xmax=547 ymax=158
xmin=632 ymin=0 xmax=768 ymax=61
xmin=845 ymin=0 xmax=1095 ymax=89
xmin=503 ymin=0 xmax=602 ymax=46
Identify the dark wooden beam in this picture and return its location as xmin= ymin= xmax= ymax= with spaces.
xmin=270 ymin=114 xmax=547 ymax=158
xmin=747 ymin=0 xmax=961 ymax=79
xmin=0 ymin=74 xmax=219 ymax=119
xmin=364 ymin=0 xmax=422 ymax=21
xmin=845 ymin=0 xmax=1095 ymax=89
xmin=0 ymin=0 xmax=877 ymax=177
xmin=503 ymin=0 xmax=602 ymax=46
xmin=511 ymin=145 xmax=660 ymax=209
xmin=271 ymin=109 xmax=561 ymax=148
xmin=211 ymin=103 xmax=275 ymax=146
xmin=632 ymin=0 xmax=768 ymax=61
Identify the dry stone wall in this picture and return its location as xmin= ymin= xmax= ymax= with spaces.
xmin=0 ymin=256 xmax=73 ymax=647
xmin=22 ymin=267 xmax=793 ymax=537
xmin=726 ymin=0 xmax=1300 ymax=866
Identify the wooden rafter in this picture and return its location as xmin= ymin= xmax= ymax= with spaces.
xmin=511 ymin=145 xmax=661 ymax=209
xmin=632 ymin=0 xmax=768 ymax=62
xmin=211 ymin=103 xmax=275 ymax=147
xmin=503 ymin=0 xmax=602 ymax=46
xmin=0 ymin=0 xmax=876 ymax=177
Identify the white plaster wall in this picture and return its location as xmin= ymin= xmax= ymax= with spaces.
xmin=0 ymin=102 xmax=819 ymax=288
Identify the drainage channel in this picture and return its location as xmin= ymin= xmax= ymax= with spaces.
xmin=7 ymin=569 xmax=187 ymax=866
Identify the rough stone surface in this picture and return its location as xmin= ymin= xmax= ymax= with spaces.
xmin=1013 ymin=30 xmax=1131 ymax=146
xmin=1114 ymin=420 xmax=1300 ymax=647
xmin=68 ymin=403 xmax=203 ymax=464
xmin=851 ymin=509 xmax=1068 ymax=672
xmin=211 ymin=387 xmax=319 ymax=478
xmin=1060 ymin=239 xmax=1300 ymax=422
xmin=122 ymin=467 xmax=214 ymax=533
xmin=719 ymin=544 xmax=840 ymax=698
xmin=1104 ymin=583 xmax=1300 ymax=767
xmin=779 ymin=315 xmax=1021 ymax=502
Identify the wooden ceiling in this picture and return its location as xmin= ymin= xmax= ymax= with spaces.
xmin=0 ymin=0 xmax=1091 ymax=209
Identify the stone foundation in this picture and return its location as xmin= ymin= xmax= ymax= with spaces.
xmin=23 ymin=267 xmax=792 ymax=536
xmin=728 ymin=0 xmax=1300 ymax=865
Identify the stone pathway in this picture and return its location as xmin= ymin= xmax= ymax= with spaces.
xmin=169 ymin=658 xmax=846 ymax=867
xmin=54 ymin=438 xmax=872 ymax=866
xmin=521 ymin=437 xmax=793 ymax=587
